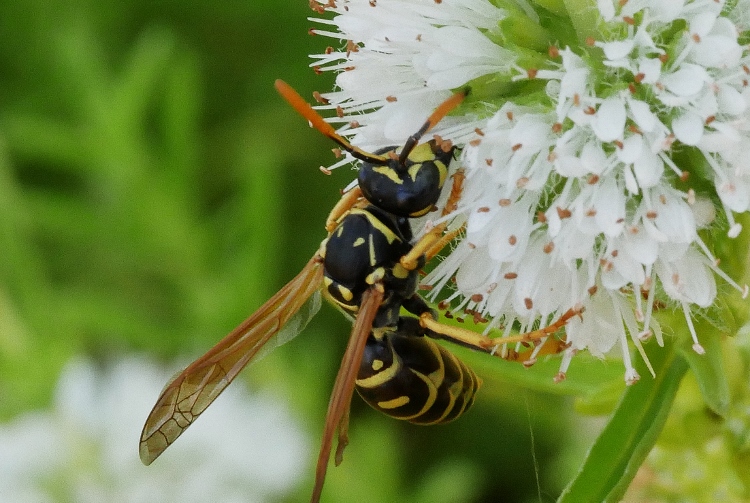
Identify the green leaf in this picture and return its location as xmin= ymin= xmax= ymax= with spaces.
xmin=574 ymin=378 xmax=627 ymax=415
xmin=459 ymin=345 xmax=624 ymax=398
xmin=558 ymin=343 xmax=689 ymax=503
xmin=714 ymin=211 xmax=750 ymax=328
xmin=677 ymin=322 xmax=730 ymax=417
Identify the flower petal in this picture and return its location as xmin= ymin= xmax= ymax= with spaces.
xmin=672 ymin=111 xmax=704 ymax=145
xmin=591 ymin=97 xmax=626 ymax=142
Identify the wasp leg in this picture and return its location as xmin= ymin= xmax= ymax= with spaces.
xmin=325 ymin=186 xmax=364 ymax=233
xmin=423 ymin=224 xmax=465 ymax=260
xmin=400 ymin=222 xmax=462 ymax=270
xmin=400 ymin=170 xmax=466 ymax=270
xmin=418 ymin=306 xmax=583 ymax=359
xmin=503 ymin=336 xmax=571 ymax=366
xmin=401 ymin=293 xmax=436 ymax=319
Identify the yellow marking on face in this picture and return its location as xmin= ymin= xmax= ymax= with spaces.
xmin=406 ymin=143 xmax=449 ymax=186
xmin=408 ymin=143 xmax=435 ymax=163
xmin=407 ymin=163 xmax=423 ymax=182
xmin=353 ymin=237 xmax=365 ymax=247
xmin=373 ymin=166 xmax=403 ymax=185
xmin=409 ymin=154 xmax=448 ymax=186
xmin=372 ymin=360 xmax=384 ymax=371
xmin=378 ymin=395 xmax=410 ymax=409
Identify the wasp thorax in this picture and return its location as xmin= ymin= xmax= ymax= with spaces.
xmin=358 ymin=140 xmax=454 ymax=218
xmin=322 ymin=205 xmax=415 ymax=313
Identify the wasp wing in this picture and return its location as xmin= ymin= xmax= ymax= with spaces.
xmin=140 ymin=256 xmax=325 ymax=465
xmin=310 ymin=285 xmax=384 ymax=503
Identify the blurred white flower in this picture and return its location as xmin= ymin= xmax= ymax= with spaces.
xmin=0 ymin=357 xmax=309 ymax=503
xmin=310 ymin=0 xmax=750 ymax=382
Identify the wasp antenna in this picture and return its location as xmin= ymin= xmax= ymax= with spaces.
xmin=275 ymin=79 xmax=388 ymax=165
xmin=275 ymin=79 xmax=339 ymax=140
xmin=398 ymin=90 xmax=466 ymax=166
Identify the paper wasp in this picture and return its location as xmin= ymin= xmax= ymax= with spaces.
xmin=139 ymin=80 xmax=581 ymax=503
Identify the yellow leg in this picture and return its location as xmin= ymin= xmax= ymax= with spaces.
xmin=419 ymin=306 xmax=583 ymax=359
xmin=326 ymin=186 xmax=364 ymax=233
xmin=401 ymin=169 xmax=465 ymax=271
xmin=503 ymin=337 xmax=571 ymax=365
xmin=401 ymin=225 xmax=448 ymax=270
xmin=423 ymin=224 xmax=465 ymax=261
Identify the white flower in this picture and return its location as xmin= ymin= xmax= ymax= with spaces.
xmin=0 ymin=357 xmax=308 ymax=503
xmin=310 ymin=0 xmax=506 ymax=150
xmin=309 ymin=0 xmax=749 ymax=382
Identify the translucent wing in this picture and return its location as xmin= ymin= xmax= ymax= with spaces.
xmin=310 ymin=285 xmax=384 ymax=503
xmin=139 ymin=256 xmax=325 ymax=465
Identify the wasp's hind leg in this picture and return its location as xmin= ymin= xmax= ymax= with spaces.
xmin=401 ymin=293 xmax=437 ymax=320
xmin=418 ymin=306 xmax=583 ymax=362
xmin=400 ymin=169 xmax=465 ymax=271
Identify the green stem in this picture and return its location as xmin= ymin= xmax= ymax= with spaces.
xmin=558 ymin=343 xmax=689 ymax=502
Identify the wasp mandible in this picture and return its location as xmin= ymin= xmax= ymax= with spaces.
xmin=139 ymin=80 xmax=581 ymax=503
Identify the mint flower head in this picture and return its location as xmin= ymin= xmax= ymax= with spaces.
xmin=309 ymin=0 xmax=750 ymax=383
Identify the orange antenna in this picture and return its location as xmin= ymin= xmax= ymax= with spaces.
xmin=275 ymin=79 xmax=388 ymax=165
xmin=398 ymin=90 xmax=466 ymax=165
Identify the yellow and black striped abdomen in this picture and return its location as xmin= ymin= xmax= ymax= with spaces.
xmin=356 ymin=330 xmax=481 ymax=425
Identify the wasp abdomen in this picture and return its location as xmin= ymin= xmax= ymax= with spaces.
xmin=356 ymin=328 xmax=481 ymax=425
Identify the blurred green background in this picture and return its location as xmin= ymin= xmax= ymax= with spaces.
xmin=0 ymin=1 xmax=636 ymax=502
xmin=0 ymin=0 xmax=588 ymax=502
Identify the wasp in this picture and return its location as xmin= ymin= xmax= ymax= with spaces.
xmin=139 ymin=80 xmax=581 ymax=503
